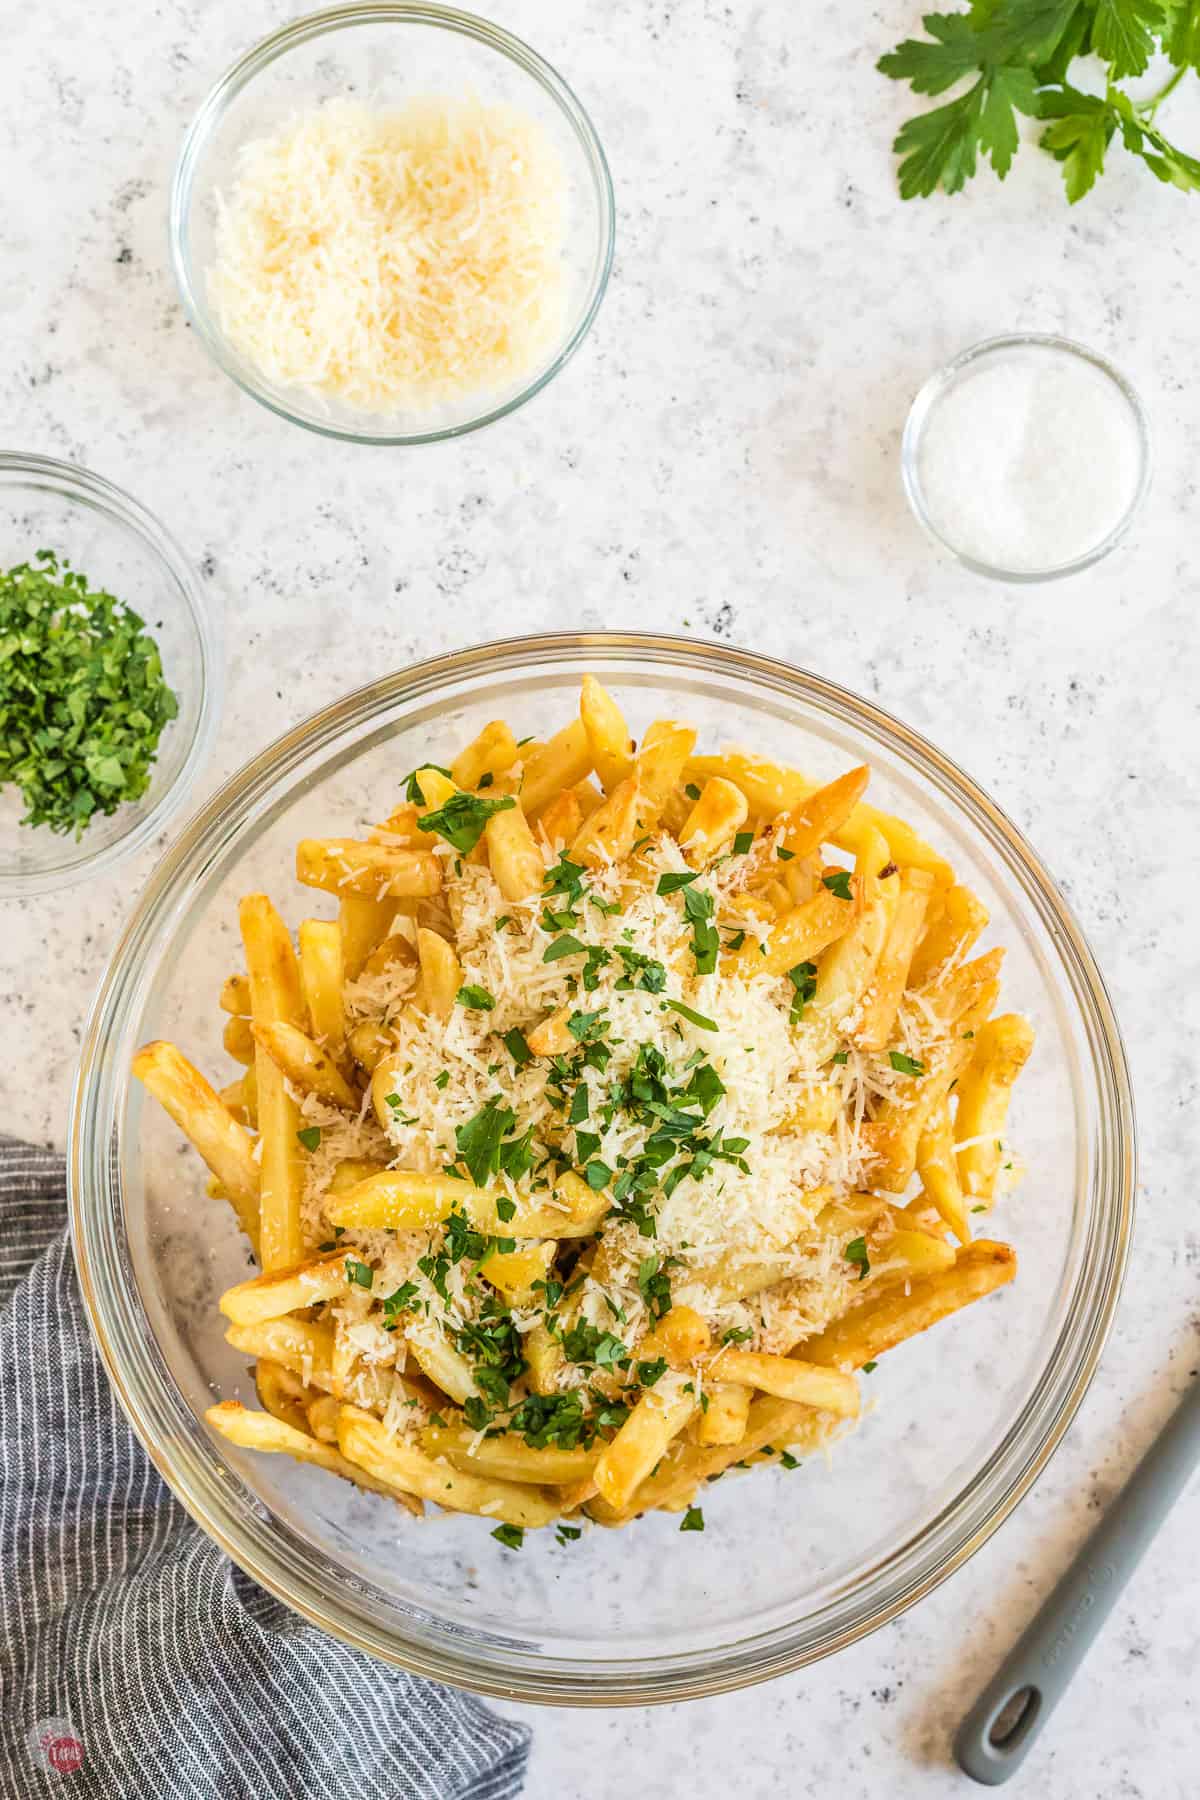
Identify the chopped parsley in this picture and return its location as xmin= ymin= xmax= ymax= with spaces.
xmin=491 ymin=1524 xmax=524 ymax=1551
xmin=862 ymin=1360 xmax=878 ymax=1373
xmin=889 ymin=1050 xmax=926 ymax=1077
xmin=823 ymin=869 xmax=854 ymax=901
xmin=682 ymin=884 xmax=719 ymax=974
xmin=844 ymin=1236 xmax=871 ymax=1281
xmin=502 ymin=1027 xmax=532 ymax=1068
xmin=656 ymin=871 xmax=700 ymax=896
xmin=831 ymin=1050 xmax=849 ymax=1065
xmin=637 ymin=1253 xmax=673 ymax=1321
xmin=402 ymin=763 xmax=452 ymax=805
xmin=732 ymin=830 xmax=754 ymax=855
xmin=636 ymin=1356 xmax=669 ymax=1386
xmin=684 ymin=782 xmax=701 ymax=801
xmin=555 ymin=1524 xmax=583 ymax=1544
xmin=456 ymin=983 xmax=495 ymax=1012
xmin=544 ymin=933 xmax=585 ymax=963
xmin=663 ymin=998 xmax=718 ymax=1031
xmin=296 ymin=1126 xmax=322 ymax=1152
xmin=380 ymin=1281 xmax=419 ymax=1327
xmin=785 ymin=961 xmax=818 ymax=1023
xmin=345 ymin=1258 xmax=374 ymax=1289
xmin=721 ymin=1325 xmax=754 ymax=1346
xmin=454 ymin=1097 xmax=535 ymax=1188
xmin=417 ymin=790 xmax=515 ymax=853
xmin=679 ymin=1505 xmax=705 ymax=1532
xmin=723 ymin=928 xmax=746 ymax=952
xmin=434 ymin=1069 xmax=450 ymax=1090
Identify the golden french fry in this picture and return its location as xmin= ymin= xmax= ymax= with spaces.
xmin=521 ymin=720 xmax=594 ymax=818
xmin=206 ymin=1401 xmax=423 ymax=1514
xmin=451 ymin=720 xmax=520 ymax=791
xmin=592 ymin=1377 xmax=697 ymax=1511
xmin=909 ymin=883 xmax=989 ymax=987
xmin=633 ymin=723 xmax=697 ymax=828
xmin=729 ymin=886 xmax=854 ymax=977
xmin=359 ymin=930 xmax=418 ymax=983
xmin=297 ymin=918 xmax=347 ymax=1055
xmin=225 ymin=1318 xmax=396 ymax=1413
xmin=524 ymin=1322 xmax=565 ymax=1395
xmin=339 ymin=893 xmax=401 ymax=980
xmin=305 ymin=1393 xmax=342 ymax=1443
xmin=240 ymin=895 xmax=308 ymax=1271
xmin=327 ymin=1156 xmax=387 ymax=1196
xmin=422 ymin=1422 xmax=598 ymax=1487
xmin=132 ymin=1040 xmax=260 ymax=1247
xmin=486 ymin=799 xmax=544 ymax=900
xmin=218 ymin=1069 xmax=258 ymax=1131
xmin=222 ymin=1014 xmax=255 ymax=1066
xmin=252 ymin=1019 xmax=359 ymax=1110
xmin=327 ymin=1167 xmax=608 ymax=1239
xmin=569 ymin=775 xmax=642 ymax=868
xmin=772 ymin=765 xmax=872 ymax=860
xmin=220 ymin=1248 xmax=354 ymax=1326
xmin=415 ymin=927 xmax=462 ymax=1022
xmin=337 ymin=1406 xmax=559 ymax=1528
xmin=916 ymin=1100 xmax=970 ymax=1244
xmin=955 ymin=1014 xmax=1036 ymax=1207
xmin=865 ymin=977 xmax=1001 ymax=1191
xmin=371 ymin=1052 xmax=408 ymax=1131
xmin=296 ymin=839 xmax=442 ymax=900
xmin=480 ymin=1240 xmax=555 ymax=1304
xmin=796 ymin=1240 xmax=1017 ymax=1367
xmin=692 ymin=1382 xmax=752 ymax=1447
xmin=679 ymin=776 xmax=749 ymax=866
xmin=579 ymin=675 xmax=635 ymax=793
xmin=711 ymin=1349 xmax=859 ymax=1416
xmin=220 ymin=973 xmax=252 ymax=1015
xmin=410 ymin=767 xmax=457 ymax=812
xmin=854 ymin=867 xmax=936 ymax=1051
xmin=346 ymin=1018 xmax=396 ymax=1076
xmin=537 ymin=788 xmax=583 ymax=849
xmin=873 ymin=1226 xmax=956 ymax=1282
xmin=368 ymin=802 xmax=421 ymax=844
xmin=778 ymin=1080 xmax=842 ymax=1135
xmin=637 ymin=1305 xmax=711 ymax=1368
xmin=526 ymin=1003 xmax=574 ymax=1056
xmin=791 ymin=845 xmax=898 ymax=1066
xmin=407 ymin=1333 xmax=479 ymax=1406
xmin=255 ymin=1360 xmax=315 ymax=1435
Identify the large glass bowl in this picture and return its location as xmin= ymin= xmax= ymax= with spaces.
xmin=0 ymin=453 xmax=220 ymax=898
xmin=169 ymin=4 xmax=615 ymax=445
xmin=69 ymin=634 xmax=1134 ymax=1703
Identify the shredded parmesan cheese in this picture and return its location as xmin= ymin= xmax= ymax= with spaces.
xmin=209 ymin=95 xmax=568 ymax=414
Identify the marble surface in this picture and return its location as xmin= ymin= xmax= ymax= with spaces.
xmin=3 ymin=0 xmax=1199 ymax=1793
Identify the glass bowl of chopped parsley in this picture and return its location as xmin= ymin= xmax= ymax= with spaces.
xmin=0 ymin=453 xmax=219 ymax=895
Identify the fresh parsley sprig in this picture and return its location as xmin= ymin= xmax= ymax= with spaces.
xmin=879 ymin=0 xmax=1200 ymax=202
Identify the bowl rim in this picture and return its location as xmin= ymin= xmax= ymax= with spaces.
xmin=168 ymin=1 xmax=617 ymax=446
xmin=900 ymin=332 xmax=1153 ymax=584
xmin=0 ymin=450 xmax=221 ymax=898
xmin=69 ymin=630 xmax=1136 ymax=1702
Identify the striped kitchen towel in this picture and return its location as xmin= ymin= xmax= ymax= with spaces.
xmin=0 ymin=1137 xmax=530 ymax=1800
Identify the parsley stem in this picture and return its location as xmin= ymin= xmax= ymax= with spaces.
xmin=1138 ymin=64 xmax=1186 ymax=121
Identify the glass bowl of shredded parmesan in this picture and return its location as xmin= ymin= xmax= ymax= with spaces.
xmin=73 ymin=634 xmax=1134 ymax=1701
xmin=170 ymin=4 xmax=614 ymax=443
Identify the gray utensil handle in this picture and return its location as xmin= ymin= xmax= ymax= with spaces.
xmin=955 ymin=1377 xmax=1200 ymax=1786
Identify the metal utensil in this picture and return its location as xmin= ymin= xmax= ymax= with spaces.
xmin=955 ymin=1375 xmax=1200 ymax=1785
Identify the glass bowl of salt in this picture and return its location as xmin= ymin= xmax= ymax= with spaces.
xmin=901 ymin=334 xmax=1151 ymax=582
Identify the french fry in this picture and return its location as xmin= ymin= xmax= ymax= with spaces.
xmin=772 ymin=765 xmax=872 ymax=860
xmin=407 ymin=1333 xmax=479 ymax=1406
xmin=346 ymin=1018 xmax=396 ymax=1075
xmin=224 ymin=1318 xmax=396 ymax=1414
xmin=327 ymin=1156 xmax=387 ymax=1196
xmin=305 ymin=1393 xmax=342 ymax=1443
xmin=132 ymin=1041 xmax=260 ymax=1247
xmin=711 ymin=1349 xmax=859 ymax=1416
xmin=637 ymin=1305 xmax=712 ymax=1368
xmin=955 ymin=1014 xmax=1036 ymax=1207
xmin=524 ymin=1322 xmax=565 ymax=1395
xmin=777 ymin=1080 xmax=843 ymax=1135
xmin=569 ymin=775 xmax=642 ymax=869
xmin=592 ymin=1377 xmax=697 ymax=1511
xmin=371 ymin=1053 xmax=409 ymax=1131
xmin=633 ymin=723 xmax=697 ymax=828
xmin=337 ymin=1406 xmax=559 ymax=1528
xmin=873 ymin=1225 xmax=956 ymax=1282
xmin=240 ymin=894 xmax=307 ymax=1271
xmin=219 ymin=1068 xmax=258 ymax=1131
xmin=415 ymin=927 xmax=462 ymax=1022
xmin=537 ymin=788 xmax=582 ymax=850
xmin=864 ymin=976 xmax=1001 ymax=1190
xmin=486 ymin=799 xmax=544 ymax=900
xmin=327 ymin=1167 xmax=608 ymax=1239
xmin=451 ymin=720 xmax=520 ymax=791
xmin=679 ymin=776 xmax=749 ymax=866
xmin=916 ymin=1099 xmax=970 ymax=1244
xmin=339 ymin=893 xmax=401 ymax=979
xmin=298 ymin=918 xmax=347 ymax=1054
xmin=521 ymin=720 xmax=594 ymax=818
xmin=909 ymin=883 xmax=989 ymax=987
xmin=526 ymin=1004 xmax=574 ymax=1056
xmin=252 ymin=1019 xmax=359 ymax=1110
xmin=480 ymin=1240 xmax=555 ymax=1304
xmin=729 ymin=885 xmax=854 ymax=977
xmin=795 ymin=1240 xmax=1017 ymax=1367
xmin=580 ymin=675 xmax=635 ymax=793
xmin=206 ymin=1401 xmax=423 ymax=1515
xmin=422 ymin=1421 xmax=598 ymax=1487
xmin=368 ymin=802 xmax=421 ymax=844
xmin=220 ymin=973 xmax=252 ymax=1015
xmin=296 ymin=839 xmax=442 ymax=900
xmin=222 ymin=1014 xmax=255 ymax=1066
xmin=255 ymin=1360 xmax=315 ymax=1435
xmin=791 ymin=840 xmax=898 ymax=1066
xmin=854 ymin=866 xmax=936 ymax=1051
xmin=220 ymin=1249 xmax=354 ymax=1326
xmin=359 ymin=930 xmax=418 ymax=983
xmin=691 ymin=1382 xmax=752 ymax=1447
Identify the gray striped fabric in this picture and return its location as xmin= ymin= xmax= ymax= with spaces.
xmin=0 ymin=1137 xmax=530 ymax=1800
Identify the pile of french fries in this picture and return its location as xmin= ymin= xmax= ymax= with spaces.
xmin=134 ymin=676 xmax=1032 ymax=1541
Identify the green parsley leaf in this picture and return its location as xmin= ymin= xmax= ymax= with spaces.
xmin=822 ymin=869 xmax=853 ymax=901
xmin=636 ymin=1356 xmax=669 ymax=1386
xmin=657 ymin=871 xmax=700 ymax=896
xmin=477 ymin=771 xmax=494 ymax=790
xmin=417 ymin=791 xmax=515 ymax=853
xmin=456 ymin=983 xmax=495 ymax=1012
xmin=380 ymin=1281 xmax=419 ymax=1326
xmin=664 ymin=998 xmax=718 ymax=1031
xmin=502 ymin=1027 xmax=532 ymax=1068
xmin=296 ymin=1126 xmax=322 ymax=1152
xmin=844 ymin=1236 xmax=870 ymax=1281
xmin=721 ymin=1325 xmax=754 ymax=1346
xmin=679 ymin=1505 xmax=705 ymax=1532
xmin=583 ymin=1159 xmax=613 ymax=1190
xmin=544 ymin=933 xmax=585 ymax=963
xmin=455 ymin=1098 xmax=516 ymax=1188
xmin=684 ymin=782 xmax=702 ymax=801
xmin=494 ymin=914 xmax=512 ymax=932
xmin=831 ymin=1050 xmax=849 ymax=1065
xmin=862 ymin=1360 xmax=878 ymax=1373
xmin=491 ymin=1524 xmax=524 ymax=1550
xmin=779 ymin=1449 xmax=800 ymax=1470
xmin=0 ymin=552 xmax=179 ymax=837
xmin=434 ymin=1069 xmax=450 ymax=1090
xmin=785 ymin=961 xmax=818 ymax=1023
xmin=723 ymin=928 xmax=746 ymax=952
xmin=637 ymin=1253 xmax=674 ymax=1321
xmin=776 ymin=846 xmax=795 ymax=861
xmin=568 ymin=1085 xmax=590 ymax=1125
xmin=889 ymin=1050 xmax=926 ymax=1077
xmin=495 ymin=1195 xmax=516 ymax=1223
xmin=345 ymin=1258 xmax=374 ymax=1289
xmin=682 ymin=884 xmax=719 ymax=974
xmin=732 ymin=830 xmax=754 ymax=855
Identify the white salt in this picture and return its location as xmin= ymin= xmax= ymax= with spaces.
xmin=915 ymin=346 xmax=1143 ymax=574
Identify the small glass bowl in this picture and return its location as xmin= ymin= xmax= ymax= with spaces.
xmin=169 ymin=3 xmax=615 ymax=445
xmin=0 ymin=454 xmax=220 ymax=898
xmin=901 ymin=334 xmax=1152 ymax=584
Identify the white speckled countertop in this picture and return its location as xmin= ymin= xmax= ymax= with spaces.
xmin=2 ymin=0 xmax=1199 ymax=1793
